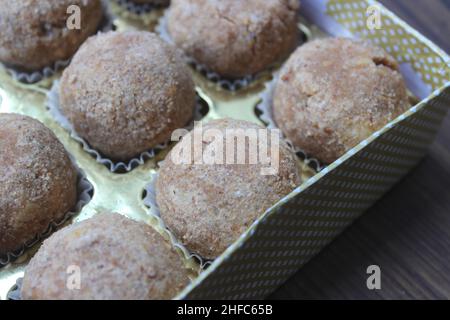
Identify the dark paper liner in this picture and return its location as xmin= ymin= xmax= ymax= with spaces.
xmin=6 ymin=278 xmax=21 ymax=300
xmin=115 ymin=0 xmax=169 ymax=15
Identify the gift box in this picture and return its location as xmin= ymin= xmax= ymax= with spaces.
xmin=0 ymin=0 xmax=448 ymax=300
xmin=177 ymin=0 xmax=450 ymax=299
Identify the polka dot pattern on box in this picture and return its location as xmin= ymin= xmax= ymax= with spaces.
xmin=181 ymin=87 xmax=450 ymax=299
xmin=326 ymin=0 xmax=449 ymax=89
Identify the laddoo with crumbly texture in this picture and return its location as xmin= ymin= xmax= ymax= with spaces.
xmin=167 ymin=0 xmax=300 ymax=79
xmin=0 ymin=114 xmax=77 ymax=256
xmin=59 ymin=31 xmax=196 ymax=161
xmin=156 ymin=118 xmax=302 ymax=259
xmin=0 ymin=0 xmax=103 ymax=72
xmin=273 ymin=37 xmax=410 ymax=164
xmin=21 ymin=213 xmax=191 ymax=300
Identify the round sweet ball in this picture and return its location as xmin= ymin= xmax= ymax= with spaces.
xmin=273 ymin=37 xmax=410 ymax=164
xmin=167 ymin=0 xmax=300 ymax=78
xmin=60 ymin=31 xmax=196 ymax=161
xmin=21 ymin=213 xmax=191 ymax=300
xmin=156 ymin=118 xmax=302 ymax=259
xmin=0 ymin=114 xmax=77 ymax=256
xmin=0 ymin=0 xmax=103 ymax=71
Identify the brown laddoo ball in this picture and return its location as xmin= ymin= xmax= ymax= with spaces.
xmin=0 ymin=114 xmax=77 ymax=256
xmin=273 ymin=38 xmax=410 ymax=164
xmin=21 ymin=213 xmax=191 ymax=300
xmin=167 ymin=0 xmax=300 ymax=78
xmin=0 ymin=0 xmax=103 ymax=72
xmin=156 ymin=118 xmax=302 ymax=259
xmin=59 ymin=31 xmax=196 ymax=161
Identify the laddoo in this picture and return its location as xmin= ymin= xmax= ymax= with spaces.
xmin=156 ymin=118 xmax=301 ymax=259
xmin=0 ymin=0 xmax=103 ymax=72
xmin=21 ymin=213 xmax=191 ymax=300
xmin=59 ymin=31 xmax=196 ymax=160
xmin=0 ymin=113 xmax=77 ymax=256
xmin=167 ymin=0 xmax=300 ymax=78
xmin=273 ymin=37 xmax=410 ymax=164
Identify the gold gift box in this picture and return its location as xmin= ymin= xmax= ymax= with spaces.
xmin=0 ymin=0 xmax=449 ymax=300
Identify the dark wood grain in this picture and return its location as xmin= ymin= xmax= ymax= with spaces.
xmin=271 ymin=0 xmax=450 ymax=300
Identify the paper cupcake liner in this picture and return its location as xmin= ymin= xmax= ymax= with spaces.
xmin=47 ymin=81 xmax=206 ymax=173
xmin=0 ymin=160 xmax=93 ymax=268
xmin=255 ymin=73 xmax=325 ymax=172
xmin=156 ymin=12 xmax=286 ymax=92
xmin=143 ymin=172 xmax=212 ymax=270
xmin=6 ymin=278 xmax=21 ymax=300
xmin=145 ymin=205 xmax=204 ymax=281
xmin=115 ymin=0 xmax=169 ymax=14
xmin=6 ymin=60 xmax=72 ymax=84
xmin=5 ymin=0 xmax=114 ymax=84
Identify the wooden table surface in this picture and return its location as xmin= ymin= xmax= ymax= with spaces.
xmin=271 ymin=0 xmax=450 ymax=300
